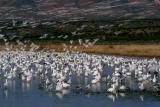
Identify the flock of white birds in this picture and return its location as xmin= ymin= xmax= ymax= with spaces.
xmin=0 ymin=50 xmax=160 ymax=99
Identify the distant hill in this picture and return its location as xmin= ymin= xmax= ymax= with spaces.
xmin=0 ymin=0 xmax=35 ymax=6
xmin=10 ymin=0 xmax=35 ymax=6
xmin=0 ymin=0 xmax=160 ymax=20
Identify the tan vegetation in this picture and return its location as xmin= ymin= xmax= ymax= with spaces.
xmin=0 ymin=42 xmax=160 ymax=57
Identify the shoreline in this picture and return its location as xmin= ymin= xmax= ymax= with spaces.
xmin=1 ymin=42 xmax=160 ymax=57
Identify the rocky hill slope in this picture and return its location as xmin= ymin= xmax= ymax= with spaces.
xmin=0 ymin=0 xmax=160 ymax=20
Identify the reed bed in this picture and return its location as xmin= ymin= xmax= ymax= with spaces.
xmin=1 ymin=41 xmax=160 ymax=57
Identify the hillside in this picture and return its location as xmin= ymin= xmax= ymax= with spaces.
xmin=0 ymin=0 xmax=160 ymax=20
xmin=0 ymin=19 xmax=160 ymax=44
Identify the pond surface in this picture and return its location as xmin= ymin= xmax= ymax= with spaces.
xmin=0 ymin=81 xmax=160 ymax=107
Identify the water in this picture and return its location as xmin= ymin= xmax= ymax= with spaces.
xmin=0 ymin=79 xmax=159 ymax=107
xmin=0 ymin=81 xmax=160 ymax=107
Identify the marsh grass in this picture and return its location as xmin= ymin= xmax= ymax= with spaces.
xmin=0 ymin=41 xmax=160 ymax=57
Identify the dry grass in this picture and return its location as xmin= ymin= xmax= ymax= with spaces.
xmin=1 ymin=42 xmax=160 ymax=57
